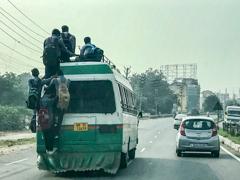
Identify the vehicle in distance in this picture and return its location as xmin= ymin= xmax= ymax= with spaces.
xmin=173 ymin=114 xmax=187 ymax=130
xmin=224 ymin=106 xmax=240 ymax=125
xmin=176 ymin=116 xmax=220 ymax=157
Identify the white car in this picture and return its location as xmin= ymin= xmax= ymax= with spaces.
xmin=174 ymin=114 xmax=187 ymax=130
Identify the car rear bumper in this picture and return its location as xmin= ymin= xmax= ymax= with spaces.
xmin=177 ymin=135 xmax=220 ymax=152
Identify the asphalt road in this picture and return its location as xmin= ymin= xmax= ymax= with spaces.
xmin=0 ymin=117 xmax=240 ymax=180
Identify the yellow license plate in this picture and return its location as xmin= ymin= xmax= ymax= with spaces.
xmin=74 ymin=123 xmax=88 ymax=131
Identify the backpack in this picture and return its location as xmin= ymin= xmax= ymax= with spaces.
xmin=42 ymin=37 xmax=59 ymax=67
xmin=37 ymin=109 xmax=50 ymax=130
xmin=29 ymin=114 xmax=36 ymax=133
xmin=26 ymin=79 xmax=41 ymax=109
xmin=83 ymin=44 xmax=104 ymax=62
xmin=57 ymin=78 xmax=70 ymax=110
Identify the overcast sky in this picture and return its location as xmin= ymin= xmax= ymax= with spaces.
xmin=1 ymin=0 xmax=240 ymax=94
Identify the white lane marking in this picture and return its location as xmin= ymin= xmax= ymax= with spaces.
xmin=165 ymin=127 xmax=167 ymax=128
xmin=162 ymin=129 xmax=164 ymax=131
xmin=221 ymin=146 xmax=240 ymax=162
xmin=158 ymin=132 xmax=161 ymax=134
xmin=149 ymin=141 xmax=153 ymax=143
xmin=154 ymin=136 xmax=157 ymax=138
xmin=140 ymin=148 xmax=146 ymax=152
xmin=5 ymin=158 xmax=29 ymax=166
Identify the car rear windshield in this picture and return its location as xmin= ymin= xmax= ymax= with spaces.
xmin=66 ymin=80 xmax=116 ymax=114
xmin=183 ymin=119 xmax=214 ymax=130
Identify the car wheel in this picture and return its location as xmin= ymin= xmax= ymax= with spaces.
xmin=213 ymin=151 xmax=220 ymax=157
xmin=177 ymin=150 xmax=182 ymax=157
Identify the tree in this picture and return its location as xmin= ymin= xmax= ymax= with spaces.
xmin=202 ymin=94 xmax=221 ymax=112
xmin=130 ymin=68 xmax=175 ymax=114
xmin=0 ymin=72 xmax=27 ymax=106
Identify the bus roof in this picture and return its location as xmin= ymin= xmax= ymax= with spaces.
xmin=60 ymin=62 xmax=133 ymax=91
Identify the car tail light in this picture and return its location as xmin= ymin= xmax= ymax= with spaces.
xmin=212 ymin=124 xmax=217 ymax=136
xmin=175 ymin=118 xmax=178 ymax=120
xmin=179 ymin=123 xmax=186 ymax=136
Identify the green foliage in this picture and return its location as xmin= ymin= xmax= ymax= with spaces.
xmin=130 ymin=68 xmax=175 ymax=114
xmin=202 ymin=94 xmax=221 ymax=112
xmin=0 ymin=72 xmax=28 ymax=106
xmin=0 ymin=105 xmax=32 ymax=131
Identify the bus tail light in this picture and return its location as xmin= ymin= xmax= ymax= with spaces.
xmin=99 ymin=125 xmax=117 ymax=133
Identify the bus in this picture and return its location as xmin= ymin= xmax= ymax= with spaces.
xmin=36 ymin=60 xmax=138 ymax=174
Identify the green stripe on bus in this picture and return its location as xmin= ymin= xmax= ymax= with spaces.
xmin=60 ymin=64 xmax=113 ymax=75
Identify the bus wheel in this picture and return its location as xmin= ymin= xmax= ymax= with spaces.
xmin=128 ymin=148 xmax=136 ymax=159
xmin=120 ymin=152 xmax=128 ymax=169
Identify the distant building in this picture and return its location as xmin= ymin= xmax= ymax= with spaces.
xmin=170 ymin=78 xmax=200 ymax=113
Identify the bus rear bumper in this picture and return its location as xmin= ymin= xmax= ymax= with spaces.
xmin=37 ymin=152 xmax=121 ymax=174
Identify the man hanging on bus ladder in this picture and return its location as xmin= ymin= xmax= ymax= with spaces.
xmin=40 ymin=87 xmax=58 ymax=154
xmin=60 ymin=25 xmax=76 ymax=62
xmin=43 ymin=29 xmax=75 ymax=79
xmin=27 ymin=68 xmax=55 ymax=133
xmin=45 ymin=69 xmax=71 ymax=139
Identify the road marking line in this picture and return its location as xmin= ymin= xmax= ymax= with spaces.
xmin=149 ymin=141 xmax=153 ymax=143
xmin=221 ymin=146 xmax=240 ymax=162
xmin=5 ymin=158 xmax=29 ymax=166
xmin=154 ymin=136 xmax=157 ymax=138
xmin=162 ymin=129 xmax=164 ymax=131
xmin=140 ymin=148 xmax=146 ymax=152
xmin=158 ymin=132 xmax=161 ymax=134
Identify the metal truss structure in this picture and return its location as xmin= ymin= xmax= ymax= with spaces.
xmin=160 ymin=63 xmax=197 ymax=84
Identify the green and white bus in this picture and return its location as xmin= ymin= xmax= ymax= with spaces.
xmin=36 ymin=61 xmax=138 ymax=174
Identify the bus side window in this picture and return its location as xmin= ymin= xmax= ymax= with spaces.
xmin=127 ymin=90 xmax=133 ymax=107
xmin=118 ymin=84 xmax=123 ymax=102
xmin=123 ymin=87 xmax=129 ymax=107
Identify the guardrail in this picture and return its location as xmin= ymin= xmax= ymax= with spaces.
xmin=222 ymin=122 xmax=240 ymax=136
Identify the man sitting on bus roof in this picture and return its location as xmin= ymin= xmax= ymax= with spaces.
xmin=79 ymin=37 xmax=103 ymax=62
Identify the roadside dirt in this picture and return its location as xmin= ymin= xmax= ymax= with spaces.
xmin=0 ymin=143 xmax=36 ymax=155
xmin=0 ymin=131 xmax=36 ymax=155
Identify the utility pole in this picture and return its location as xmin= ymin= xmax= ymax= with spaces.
xmin=139 ymin=73 xmax=146 ymax=111
xmin=124 ymin=66 xmax=131 ymax=79
xmin=179 ymin=85 xmax=184 ymax=114
xmin=151 ymin=79 xmax=161 ymax=115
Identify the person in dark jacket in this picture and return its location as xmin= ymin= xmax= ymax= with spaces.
xmin=40 ymin=88 xmax=58 ymax=154
xmin=61 ymin=25 xmax=76 ymax=53
xmin=28 ymin=68 xmax=54 ymax=133
xmin=43 ymin=29 xmax=74 ymax=78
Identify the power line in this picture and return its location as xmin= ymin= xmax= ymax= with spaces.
xmin=0 ymin=42 xmax=42 ymax=64
xmin=0 ymin=28 xmax=42 ymax=54
xmin=0 ymin=52 xmax=44 ymax=69
xmin=1 ymin=11 xmax=43 ymax=43
xmin=0 ymin=7 xmax=46 ymax=39
xmin=8 ymin=0 xmax=49 ymax=35
xmin=1 ymin=21 xmax=42 ymax=50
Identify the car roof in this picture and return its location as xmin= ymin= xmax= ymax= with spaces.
xmin=182 ymin=116 xmax=214 ymax=122
xmin=176 ymin=114 xmax=187 ymax=117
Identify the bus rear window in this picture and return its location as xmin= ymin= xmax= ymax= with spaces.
xmin=67 ymin=80 xmax=116 ymax=113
